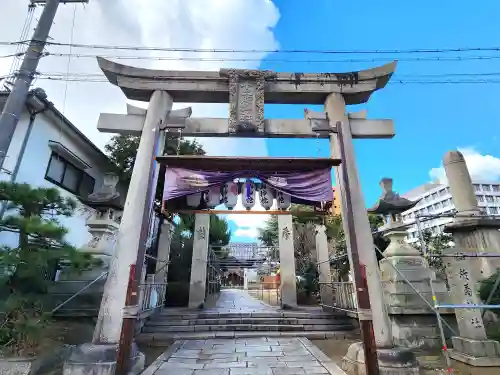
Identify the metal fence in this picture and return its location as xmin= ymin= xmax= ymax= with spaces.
xmin=139 ymin=281 xmax=167 ymax=314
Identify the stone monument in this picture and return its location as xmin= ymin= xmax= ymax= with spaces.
xmin=442 ymin=150 xmax=500 ymax=368
xmin=369 ymin=178 xmax=454 ymax=351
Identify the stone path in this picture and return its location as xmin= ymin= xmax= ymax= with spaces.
xmin=143 ymin=337 xmax=347 ymax=375
xmin=203 ymin=289 xmax=278 ymax=314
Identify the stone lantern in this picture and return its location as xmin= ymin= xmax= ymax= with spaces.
xmin=368 ymin=178 xmax=453 ymax=350
xmin=77 ymin=172 xmax=123 ymax=278
xmin=368 ymin=178 xmax=420 ymax=257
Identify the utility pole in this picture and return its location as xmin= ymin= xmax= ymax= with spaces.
xmin=0 ymin=0 xmax=88 ymax=169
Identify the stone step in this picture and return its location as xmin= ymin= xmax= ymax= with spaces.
xmin=158 ymin=311 xmax=343 ymax=319
xmin=146 ymin=317 xmax=347 ymax=326
xmin=136 ymin=330 xmax=357 ymax=344
xmin=51 ymin=308 xmax=99 ymax=317
xmin=142 ymin=323 xmax=352 ymax=333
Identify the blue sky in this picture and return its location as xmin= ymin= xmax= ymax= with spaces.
xmin=229 ymin=0 xmax=500 ymax=242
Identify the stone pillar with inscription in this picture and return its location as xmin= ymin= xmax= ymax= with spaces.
xmin=442 ymin=150 xmax=500 ymax=367
xmin=370 ymin=178 xmax=454 ymax=351
xmin=443 ymin=248 xmax=500 ymax=366
xmin=189 ymin=213 xmax=211 ymax=308
xmin=278 ymin=214 xmax=297 ymax=308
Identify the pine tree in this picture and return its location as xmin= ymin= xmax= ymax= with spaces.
xmin=0 ymin=182 xmax=92 ymax=355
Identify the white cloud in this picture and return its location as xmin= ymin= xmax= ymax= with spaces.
xmin=0 ymin=0 xmax=280 ymax=152
xmin=429 ymin=147 xmax=500 ymax=183
xmin=233 ymin=227 xmax=260 ymax=239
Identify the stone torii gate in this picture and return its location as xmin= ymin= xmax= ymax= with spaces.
xmin=67 ymin=58 xmax=419 ymax=375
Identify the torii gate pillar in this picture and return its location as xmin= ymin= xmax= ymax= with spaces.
xmin=326 ymin=93 xmax=419 ymax=375
xmin=64 ymin=91 xmax=173 ymax=375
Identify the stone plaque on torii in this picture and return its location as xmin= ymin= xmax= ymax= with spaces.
xmin=68 ymin=57 xmax=421 ymax=375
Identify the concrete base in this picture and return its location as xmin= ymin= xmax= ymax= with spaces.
xmin=63 ymin=343 xmax=145 ymax=375
xmin=449 ymin=336 xmax=500 ymax=367
xmin=0 ymin=357 xmax=37 ymax=375
xmin=341 ymin=342 xmax=420 ymax=375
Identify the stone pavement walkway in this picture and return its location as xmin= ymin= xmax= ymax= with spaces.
xmin=143 ymin=337 xmax=347 ymax=375
xmin=203 ymin=289 xmax=279 ymax=314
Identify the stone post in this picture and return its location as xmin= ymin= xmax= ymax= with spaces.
xmin=189 ymin=213 xmax=210 ymax=308
xmin=443 ymin=248 xmax=500 ymax=366
xmin=442 ymin=150 xmax=500 ymax=366
xmin=325 ymin=93 xmax=393 ymax=348
xmin=244 ymin=268 xmax=248 ymax=290
xmin=315 ymin=224 xmax=334 ymax=309
xmin=155 ymin=221 xmax=173 ymax=284
xmin=278 ymin=214 xmax=297 ymax=307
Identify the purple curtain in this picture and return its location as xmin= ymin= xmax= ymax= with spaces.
xmin=163 ymin=168 xmax=333 ymax=203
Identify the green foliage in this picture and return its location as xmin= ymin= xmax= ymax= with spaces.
xmin=0 ymin=182 xmax=91 ymax=356
xmin=479 ymin=270 xmax=500 ymax=308
xmin=104 ymin=134 xmax=205 ymax=184
xmin=257 ymin=206 xmax=384 ymax=279
xmin=174 ymin=214 xmax=231 ymax=247
xmin=479 ymin=270 xmax=500 ymax=340
xmin=414 ymin=230 xmax=452 ymax=277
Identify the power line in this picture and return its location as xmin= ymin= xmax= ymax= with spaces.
xmin=36 ymin=70 xmax=500 ymax=79
xmin=4 ymin=40 xmax=500 ymax=55
xmin=30 ymin=75 xmax=500 ymax=85
xmin=13 ymin=51 xmax=500 ymax=64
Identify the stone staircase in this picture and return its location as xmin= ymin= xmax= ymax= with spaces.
xmin=136 ymin=308 xmax=357 ymax=344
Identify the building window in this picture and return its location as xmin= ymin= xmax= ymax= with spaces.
xmin=483 ymin=184 xmax=491 ymax=192
xmin=486 ymin=196 xmax=494 ymax=203
xmin=478 ymin=195 xmax=485 ymax=202
xmin=490 ymin=207 xmax=498 ymax=215
xmin=493 ymin=185 xmax=500 ymax=192
xmin=432 ymin=192 xmax=438 ymax=200
xmin=439 ymin=189 xmax=446 ymax=196
xmin=474 ymin=184 xmax=481 ymax=192
xmin=45 ymin=153 xmax=95 ymax=196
